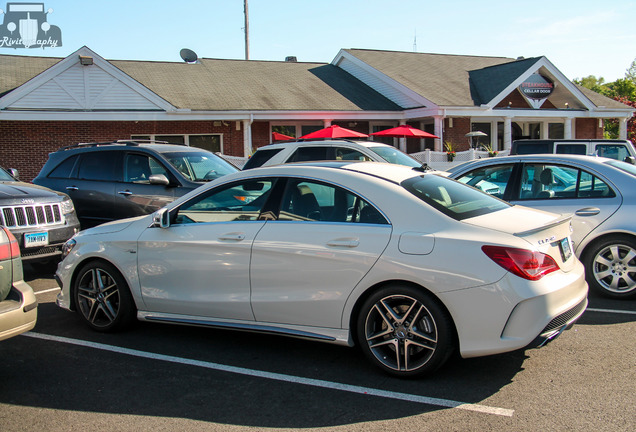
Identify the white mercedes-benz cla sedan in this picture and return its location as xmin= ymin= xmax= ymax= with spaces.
xmin=55 ymin=162 xmax=588 ymax=377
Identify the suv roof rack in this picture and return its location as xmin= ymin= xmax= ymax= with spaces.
xmin=58 ymin=139 xmax=171 ymax=151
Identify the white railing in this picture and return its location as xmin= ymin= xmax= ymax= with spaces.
xmin=217 ymin=149 xmax=510 ymax=171
xmin=410 ymin=149 xmax=510 ymax=170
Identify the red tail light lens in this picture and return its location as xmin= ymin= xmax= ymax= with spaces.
xmin=0 ymin=227 xmax=21 ymax=260
xmin=482 ymin=245 xmax=559 ymax=281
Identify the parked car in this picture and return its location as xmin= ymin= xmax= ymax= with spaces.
xmin=0 ymin=226 xmax=37 ymax=341
xmin=447 ymin=154 xmax=636 ymax=299
xmin=511 ymin=139 xmax=636 ymax=163
xmin=242 ymin=139 xmax=425 ymax=170
xmin=0 ymin=166 xmax=79 ymax=262
xmin=33 ymin=141 xmax=239 ymax=228
xmin=56 ymin=161 xmax=587 ymax=377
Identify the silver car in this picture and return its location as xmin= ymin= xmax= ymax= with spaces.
xmin=448 ymin=154 xmax=636 ymax=299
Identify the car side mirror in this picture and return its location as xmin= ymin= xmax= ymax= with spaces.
xmin=154 ymin=208 xmax=170 ymax=229
xmin=7 ymin=168 xmax=18 ymax=180
xmin=149 ymin=174 xmax=170 ymax=186
xmin=624 ymin=156 xmax=635 ymax=165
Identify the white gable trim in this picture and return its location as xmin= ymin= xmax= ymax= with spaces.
xmin=0 ymin=46 xmax=176 ymax=112
xmin=332 ymin=50 xmax=438 ymax=110
xmin=486 ymin=57 xmax=596 ymax=110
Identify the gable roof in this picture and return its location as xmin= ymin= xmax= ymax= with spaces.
xmin=0 ymin=49 xmax=401 ymax=112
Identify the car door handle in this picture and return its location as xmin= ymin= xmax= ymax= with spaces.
xmin=327 ymin=238 xmax=360 ymax=248
xmin=65 ymin=186 xmax=79 ymax=191
xmin=117 ymin=190 xmax=133 ymax=196
xmin=575 ymin=207 xmax=601 ymax=216
xmin=218 ymin=233 xmax=246 ymax=241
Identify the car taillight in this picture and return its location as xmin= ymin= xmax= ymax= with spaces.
xmin=482 ymin=245 xmax=559 ymax=281
xmin=0 ymin=227 xmax=21 ymax=260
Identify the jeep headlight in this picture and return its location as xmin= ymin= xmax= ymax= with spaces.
xmin=60 ymin=197 xmax=75 ymax=215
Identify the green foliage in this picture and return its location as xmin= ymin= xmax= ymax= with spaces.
xmin=574 ymin=75 xmax=611 ymax=96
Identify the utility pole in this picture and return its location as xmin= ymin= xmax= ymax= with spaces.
xmin=244 ymin=0 xmax=250 ymax=60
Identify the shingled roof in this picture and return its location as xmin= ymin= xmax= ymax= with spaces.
xmin=0 ymin=53 xmax=401 ymax=111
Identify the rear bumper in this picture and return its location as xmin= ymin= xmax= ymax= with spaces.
xmin=0 ymin=280 xmax=38 ymax=341
xmin=526 ymin=297 xmax=588 ymax=348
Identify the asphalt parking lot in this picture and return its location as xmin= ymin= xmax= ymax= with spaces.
xmin=1 ymin=264 xmax=634 ymax=432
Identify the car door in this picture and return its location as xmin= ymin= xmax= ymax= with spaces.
xmin=250 ymin=178 xmax=392 ymax=329
xmin=136 ymin=178 xmax=275 ymax=320
xmin=113 ymin=152 xmax=177 ymax=219
xmin=509 ymin=162 xmax=621 ymax=253
xmin=66 ymin=151 xmax=119 ymax=228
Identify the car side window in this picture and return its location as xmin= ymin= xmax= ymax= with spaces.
xmin=48 ymin=155 xmax=79 ymax=179
xmin=596 ymin=144 xmax=629 ymax=161
xmin=278 ymin=179 xmax=388 ymax=224
xmin=455 ymin=164 xmax=514 ymax=198
xmin=335 ymin=147 xmax=372 ymax=161
xmin=519 ymin=164 xmax=615 ymax=200
xmin=289 ymin=147 xmax=329 ymax=162
xmin=174 ymin=179 xmax=273 ymax=224
xmin=78 ymin=152 xmax=119 ymax=181
xmin=124 ymin=154 xmax=169 ymax=183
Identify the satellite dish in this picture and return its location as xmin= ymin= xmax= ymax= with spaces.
xmin=180 ymin=48 xmax=198 ymax=63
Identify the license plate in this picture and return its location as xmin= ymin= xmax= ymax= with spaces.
xmin=24 ymin=232 xmax=49 ymax=248
xmin=559 ymin=237 xmax=572 ymax=261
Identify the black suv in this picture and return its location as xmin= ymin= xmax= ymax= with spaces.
xmin=33 ymin=141 xmax=238 ymax=228
xmin=0 ymin=166 xmax=79 ymax=262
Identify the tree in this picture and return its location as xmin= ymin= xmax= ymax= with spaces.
xmin=573 ymin=75 xmax=611 ymax=96
xmin=627 ymin=58 xmax=636 ymax=83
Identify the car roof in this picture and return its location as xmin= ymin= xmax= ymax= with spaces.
xmin=54 ymin=141 xmax=216 ymax=154
xmin=447 ymin=154 xmax=616 ymax=174
xmin=235 ymin=160 xmax=430 ymax=184
xmin=261 ymin=139 xmax=395 ymax=150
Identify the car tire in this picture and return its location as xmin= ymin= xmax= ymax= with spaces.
xmin=582 ymin=236 xmax=636 ymax=299
xmin=73 ymin=260 xmax=136 ymax=332
xmin=356 ymin=285 xmax=455 ymax=377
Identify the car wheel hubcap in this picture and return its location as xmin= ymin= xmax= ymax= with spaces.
xmin=592 ymin=244 xmax=636 ymax=295
xmin=77 ymin=268 xmax=121 ymax=328
xmin=364 ymin=294 xmax=437 ymax=372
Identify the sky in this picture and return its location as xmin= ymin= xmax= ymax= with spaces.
xmin=1 ymin=0 xmax=635 ymax=82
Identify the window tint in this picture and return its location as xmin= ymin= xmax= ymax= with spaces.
xmin=242 ymin=148 xmax=284 ymax=169
xmin=402 ymin=175 xmax=510 ymax=220
xmin=78 ymin=152 xmax=119 ymax=181
xmin=514 ymin=143 xmax=552 ymax=155
xmin=124 ymin=154 xmax=169 ymax=183
xmin=556 ymin=144 xmax=587 ymax=155
xmin=175 ymin=179 xmax=273 ymax=224
xmin=290 ymin=147 xmax=329 ymax=162
xmin=518 ymin=163 xmax=615 ymax=200
xmin=456 ymin=164 xmax=514 ymax=199
xmin=48 ymin=155 xmax=79 ymax=179
xmin=279 ymin=179 xmax=388 ymax=224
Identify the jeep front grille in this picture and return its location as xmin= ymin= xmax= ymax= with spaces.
xmin=0 ymin=204 xmax=64 ymax=228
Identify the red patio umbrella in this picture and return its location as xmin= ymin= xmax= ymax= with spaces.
xmin=299 ymin=125 xmax=369 ymax=139
xmin=371 ymin=125 xmax=438 ymax=139
xmin=272 ymin=131 xmax=294 ymax=141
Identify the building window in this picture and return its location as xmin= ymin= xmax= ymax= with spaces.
xmin=548 ymin=123 xmax=564 ymax=139
xmin=131 ymin=134 xmax=222 ymax=152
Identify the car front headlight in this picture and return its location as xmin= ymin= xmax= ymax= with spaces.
xmin=60 ymin=197 xmax=75 ymax=215
xmin=61 ymin=238 xmax=76 ymax=259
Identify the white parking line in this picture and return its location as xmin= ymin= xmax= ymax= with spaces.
xmin=34 ymin=287 xmax=61 ymax=295
xmin=23 ymin=331 xmax=513 ymax=417
xmin=586 ymin=308 xmax=636 ymax=316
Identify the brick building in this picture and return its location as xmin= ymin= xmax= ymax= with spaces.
xmin=1 ymin=46 xmax=633 ymax=180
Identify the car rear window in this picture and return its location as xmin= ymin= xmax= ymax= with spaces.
xmin=242 ymin=148 xmax=284 ymax=170
xmin=402 ymin=174 xmax=510 ymax=220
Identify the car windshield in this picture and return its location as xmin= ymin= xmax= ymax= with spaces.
xmin=402 ymin=174 xmax=510 ymax=220
xmin=0 ymin=168 xmax=15 ymax=181
xmin=368 ymin=146 xmax=422 ymax=168
xmin=164 ymin=151 xmax=238 ymax=182
xmin=605 ymin=160 xmax=636 ymax=177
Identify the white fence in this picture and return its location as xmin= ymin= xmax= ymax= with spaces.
xmin=217 ymin=149 xmax=510 ymax=171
